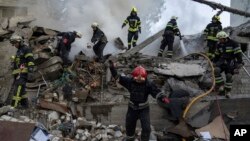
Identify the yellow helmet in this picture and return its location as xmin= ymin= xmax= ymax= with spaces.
xmin=171 ymin=16 xmax=178 ymax=20
xmin=216 ymin=31 xmax=228 ymax=39
xmin=131 ymin=7 xmax=137 ymax=13
xmin=213 ymin=15 xmax=220 ymax=21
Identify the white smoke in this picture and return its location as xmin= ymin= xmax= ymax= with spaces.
xmin=23 ymin=0 xmax=230 ymax=58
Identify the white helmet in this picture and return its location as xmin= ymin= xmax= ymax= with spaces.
xmin=91 ymin=22 xmax=99 ymax=28
xmin=216 ymin=31 xmax=229 ymax=39
xmin=10 ymin=35 xmax=23 ymax=42
xmin=171 ymin=16 xmax=178 ymax=20
xmin=73 ymin=31 xmax=82 ymax=38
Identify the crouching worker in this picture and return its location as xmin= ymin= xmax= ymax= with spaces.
xmin=157 ymin=89 xmax=190 ymax=123
xmin=108 ymin=60 xmax=164 ymax=141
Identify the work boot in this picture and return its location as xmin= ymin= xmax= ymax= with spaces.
xmin=132 ymin=42 xmax=137 ymax=47
xmin=166 ymin=55 xmax=172 ymax=59
xmin=158 ymin=52 xmax=162 ymax=57
xmin=225 ymin=91 xmax=231 ymax=98
xmin=127 ymin=45 xmax=131 ymax=51
xmin=217 ymin=86 xmax=225 ymax=96
xmin=20 ymin=98 xmax=29 ymax=109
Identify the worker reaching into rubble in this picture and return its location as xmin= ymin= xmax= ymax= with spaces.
xmin=108 ymin=60 xmax=167 ymax=141
xmin=214 ymin=31 xmax=244 ymax=98
xmin=122 ymin=7 xmax=141 ymax=50
xmin=57 ymin=31 xmax=82 ymax=66
xmin=91 ymin=22 xmax=108 ymax=62
xmin=157 ymin=89 xmax=190 ymax=123
xmin=203 ymin=15 xmax=222 ymax=60
xmin=158 ymin=16 xmax=181 ymax=58
xmin=9 ymin=35 xmax=35 ymax=108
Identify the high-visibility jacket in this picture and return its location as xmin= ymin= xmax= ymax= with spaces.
xmin=215 ymin=38 xmax=243 ymax=63
xmin=163 ymin=19 xmax=180 ymax=37
xmin=12 ymin=45 xmax=34 ymax=75
xmin=204 ymin=22 xmax=222 ymax=41
xmin=123 ymin=15 xmax=141 ymax=32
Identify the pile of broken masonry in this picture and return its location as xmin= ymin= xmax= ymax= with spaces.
xmin=0 ymin=16 xmax=227 ymax=141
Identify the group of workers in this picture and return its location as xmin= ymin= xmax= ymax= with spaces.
xmin=8 ymin=6 xmax=245 ymax=141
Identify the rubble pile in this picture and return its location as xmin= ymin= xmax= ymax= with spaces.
xmin=0 ymin=16 xmax=217 ymax=140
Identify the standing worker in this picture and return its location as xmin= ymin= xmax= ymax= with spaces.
xmin=108 ymin=60 xmax=168 ymax=141
xmin=214 ymin=31 xmax=244 ymax=97
xmin=91 ymin=22 xmax=108 ymax=62
xmin=203 ymin=15 xmax=222 ymax=60
xmin=122 ymin=7 xmax=141 ymax=50
xmin=158 ymin=16 xmax=181 ymax=58
xmin=10 ymin=35 xmax=35 ymax=108
xmin=57 ymin=31 xmax=82 ymax=66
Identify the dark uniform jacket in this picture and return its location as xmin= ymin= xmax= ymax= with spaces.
xmin=123 ymin=15 xmax=141 ymax=32
xmin=163 ymin=19 xmax=180 ymax=37
xmin=12 ymin=45 xmax=34 ymax=76
xmin=204 ymin=22 xmax=222 ymax=41
xmin=119 ymin=76 xmax=161 ymax=104
xmin=57 ymin=32 xmax=77 ymax=51
xmin=215 ymin=38 xmax=243 ymax=63
xmin=91 ymin=28 xmax=107 ymax=44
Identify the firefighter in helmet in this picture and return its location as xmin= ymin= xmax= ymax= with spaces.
xmin=158 ymin=16 xmax=181 ymax=58
xmin=91 ymin=22 xmax=108 ymax=62
xmin=57 ymin=31 xmax=82 ymax=66
xmin=10 ymin=35 xmax=35 ymax=108
xmin=214 ymin=31 xmax=244 ymax=97
xmin=122 ymin=7 xmax=141 ymax=50
xmin=204 ymin=15 xmax=222 ymax=60
xmin=109 ymin=60 xmax=168 ymax=141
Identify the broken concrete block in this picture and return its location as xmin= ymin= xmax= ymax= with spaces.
xmin=195 ymin=116 xmax=230 ymax=140
xmin=0 ymin=18 xmax=8 ymax=29
xmin=0 ymin=105 xmax=14 ymax=115
xmin=38 ymin=99 xmax=69 ymax=114
xmin=0 ymin=121 xmax=36 ymax=141
xmin=37 ymin=56 xmax=63 ymax=70
xmin=154 ymin=63 xmax=205 ymax=77
xmin=114 ymin=130 xmax=123 ymax=138
xmin=48 ymin=111 xmax=60 ymax=122
xmin=9 ymin=16 xmax=36 ymax=29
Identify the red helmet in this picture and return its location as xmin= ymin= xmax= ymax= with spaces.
xmin=131 ymin=66 xmax=147 ymax=80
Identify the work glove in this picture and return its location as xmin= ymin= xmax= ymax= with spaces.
xmin=161 ymin=97 xmax=170 ymax=104
xmin=122 ymin=23 xmax=126 ymax=29
xmin=139 ymin=27 xmax=141 ymax=34
xmin=63 ymin=38 xmax=68 ymax=45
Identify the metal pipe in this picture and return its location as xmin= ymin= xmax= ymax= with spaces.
xmin=242 ymin=52 xmax=250 ymax=64
xmin=243 ymin=66 xmax=250 ymax=78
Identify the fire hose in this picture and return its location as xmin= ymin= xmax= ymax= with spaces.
xmin=180 ymin=53 xmax=215 ymax=141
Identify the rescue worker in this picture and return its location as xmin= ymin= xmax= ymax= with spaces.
xmin=57 ymin=31 xmax=82 ymax=66
xmin=122 ymin=7 xmax=141 ymax=50
xmin=203 ymin=15 xmax=222 ymax=60
xmin=108 ymin=60 xmax=167 ymax=141
xmin=158 ymin=16 xmax=181 ymax=58
xmin=214 ymin=31 xmax=244 ymax=97
xmin=91 ymin=22 xmax=108 ymax=62
xmin=10 ymin=35 xmax=35 ymax=108
xmin=157 ymin=89 xmax=190 ymax=123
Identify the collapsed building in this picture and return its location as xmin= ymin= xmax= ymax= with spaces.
xmin=1 ymin=2 xmax=250 ymax=141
